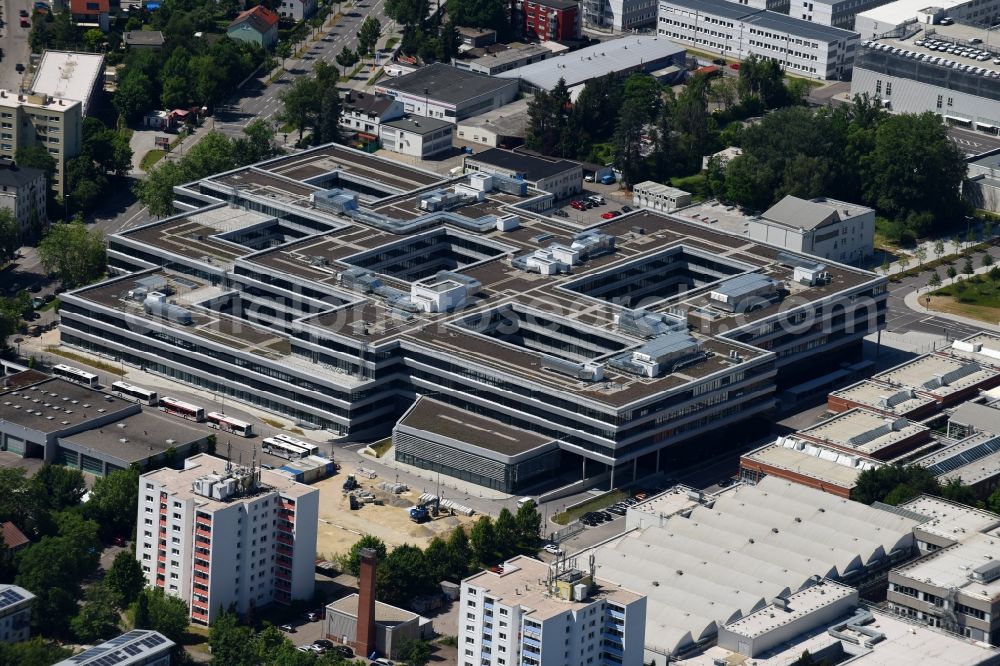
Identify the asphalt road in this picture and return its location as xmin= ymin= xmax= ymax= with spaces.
xmin=212 ymin=0 xmax=391 ymax=142
xmin=948 ymin=126 xmax=1000 ymax=157
xmin=0 ymin=0 xmax=32 ymax=93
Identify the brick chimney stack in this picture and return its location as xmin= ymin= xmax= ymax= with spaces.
xmin=356 ymin=547 xmax=378 ymax=658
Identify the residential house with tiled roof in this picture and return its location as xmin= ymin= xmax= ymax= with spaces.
xmin=227 ymin=6 xmax=279 ymax=50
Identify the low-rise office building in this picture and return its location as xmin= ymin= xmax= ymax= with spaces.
xmin=680 ymin=580 xmax=1000 ymax=666
xmin=657 ymin=0 xmax=859 ymax=79
xmin=460 ymin=555 xmax=647 ymax=666
xmin=851 ymin=24 xmax=1000 ymax=133
xmin=497 ymin=35 xmax=686 ymax=92
xmin=463 ymin=148 xmax=582 ymax=198
xmin=137 ymin=454 xmax=319 ymax=625
xmin=755 ymin=195 xmax=875 ymax=264
xmin=53 ymin=630 xmax=174 ymax=666
xmin=379 ymin=116 xmax=453 ymax=158
xmin=632 ymin=181 xmax=692 ymax=212
xmin=965 ymin=152 xmax=1000 ymax=212
xmin=455 ymin=98 xmax=530 ymax=148
xmin=0 ymin=585 xmax=34 ymax=643
xmin=374 ymin=63 xmax=519 ymax=123
xmin=453 ymin=43 xmax=553 ymax=76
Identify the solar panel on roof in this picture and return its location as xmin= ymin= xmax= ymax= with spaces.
xmin=0 ymin=587 xmax=26 ymax=610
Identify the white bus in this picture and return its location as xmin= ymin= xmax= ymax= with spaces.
xmin=159 ymin=396 xmax=206 ymax=422
xmin=271 ymin=433 xmax=319 ymax=457
xmin=207 ymin=412 xmax=254 ymax=438
xmin=110 ymin=381 xmax=159 ymax=406
xmin=53 ymin=363 xmax=99 ymax=387
xmin=261 ymin=437 xmax=309 ymax=460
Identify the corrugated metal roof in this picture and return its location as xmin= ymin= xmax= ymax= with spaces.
xmin=711 ymin=273 xmax=778 ymax=299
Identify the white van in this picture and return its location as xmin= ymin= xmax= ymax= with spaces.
xmin=517 ymin=497 xmax=535 ymax=509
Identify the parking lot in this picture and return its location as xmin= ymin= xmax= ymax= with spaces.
xmin=549 ymin=181 xmax=635 ymax=226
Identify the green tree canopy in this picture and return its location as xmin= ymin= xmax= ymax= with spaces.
xmin=38 ymin=221 xmax=106 ymax=288
xmin=345 ymin=534 xmax=388 ymax=576
xmin=852 ymin=465 xmax=941 ymax=505
xmin=85 ymin=467 xmax=140 ymax=540
xmin=105 ymin=550 xmax=146 ymax=608
xmin=71 ymin=584 xmax=121 ymax=643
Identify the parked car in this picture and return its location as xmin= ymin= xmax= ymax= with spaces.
xmin=18 ymin=9 xmax=28 ymax=17
xmin=621 ymin=205 xmax=633 ymax=213
xmin=331 ymin=645 xmax=354 ymax=658
xmin=570 ymin=200 xmax=586 ymax=211
xmin=279 ymin=624 xmax=295 ymax=633
xmin=600 ymin=212 xmax=617 ymax=219
xmin=373 ymin=659 xmax=394 ymax=666
xmin=584 ymin=174 xmax=595 ymax=182
xmin=600 ymin=174 xmax=616 ymax=185
xmin=313 ymin=640 xmax=334 ymax=651
xmin=543 ymin=543 xmax=563 ymax=555
xmin=304 ymin=611 xmax=319 ymax=621
xmin=18 ymin=18 xmax=28 ymax=27
xmin=588 ymin=195 xmax=605 ymax=205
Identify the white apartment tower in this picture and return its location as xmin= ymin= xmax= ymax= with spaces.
xmin=136 ymin=454 xmax=319 ymax=625
xmin=459 ymin=555 xmax=646 ymax=666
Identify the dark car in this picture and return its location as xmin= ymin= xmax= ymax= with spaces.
xmin=15 ymin=63 xmax=24 ymax=72
xmin=621 ymin=205 xmax=633 ymax=213
xmin=19 ymin=9 xmax=28 ymax=16
xmin=712 ymin=58 xmax=726 ymax=65
xmin=18 ymin=18 xmax=29 ymax=27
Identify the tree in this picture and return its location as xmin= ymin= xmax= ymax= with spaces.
xmin=395 ymin=637 xmax=432 ymax=666
xmin=852 ymin=465 xmax=940 ymax=505
xmin=209 ymin=610 xmax=256 ymax=666
xmin=0 ymin=637 xmax=72 ymax=666
xmin=928 ymin=271 xmax=941 ymax=289
xmin=317 ymin=86 xmax=342 ymax=146
xmin=940 ymin=479 xmax=978 ymax=506
xmin=987 ymin=487 xmax=1000 ymax=514
xmin=934 ymin=239 xmax=946 ymax=260
xmin=947 ymin=265 xmax=958 ymax=281
xmin=378 ymin=543 xmax=433 ymax=607
xmin=277 ymin=41 xmax=292 ymax=68
xmin=14 ymin=146 xmax=57 ymax=189
xmin=444 ymin=526 xmax=472 ymax=582
xmin=345 ymin=535 xmax=388 ymax=576
xmin=279 ymin=76 xmax=320 ymax=143
xmin=335 ymin=46 xmax=359 ymax=76
xmin=860 ymin=112 xmax=967 ymax=228
xmin=984 ymin=254 xmax=994 ymax=268
xmin=386 ymin=0 xmax=429 ymax=26
xmin=963 ymin=256 xmax=975 ymax=276
xmin=15 ymin=528 xmax=99 ymax=636
xmin=38 ymin=221 xmax=106 ymax=288
xmin=71 ymin=584 xmax=121 ymax=643
xmin=915 ymin=247 xmax=927 ymax=266
xmin=357 ymin=17 xmax=382 ymax=58
xmin=133 ymin=591 xmax=150 ymax=629
xmin=493 ymin=508 xmax=517 ymax=560
xmin=31 ymin=464 xmax=85 ymax=514
xmin=514 ymin=500 xmax=541 ymax=549
xmin=612 ymin=99 xmax=647 ymax=188
xmin=137 ymin=587 xmax=189 ymax=643
xmin=738 ymin=54 xmax=788 ymax=109
xmin=0 ymin=209 xmax=18 ymax=262
xmin=622 ymin=73 xmax=663 ymax=125
xmin=445 ymin=0 xmax=508 ymax=33
xmin=85 ymin=467 xmax=140 ymax=540
xmin=985 ymin=218 xmax=995 ymax=241
xmin=470 ymin=516 xmax=496 ymax=565
xmin=105 ymin=550 xmax=146 ymax=608
xmin=114 ymin=71 xmax=156 ymax=123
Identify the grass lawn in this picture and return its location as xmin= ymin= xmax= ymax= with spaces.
xmin=552 ymin=490 xmax=626 ymax=525
xmin=928 ymin=272 xmax=1000 ymax=323
xmin=139 ymin=149 xmax=166 ymax=171
xmin=45 ymin=347 xmax=125 ymax=376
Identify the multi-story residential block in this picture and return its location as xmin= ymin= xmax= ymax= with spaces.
xmin=339 ymin=91 xmax=404 ymax=150
xmin=459 ymin=555 xmax=647 ymax=666
xmin=31 ymin=51 xmax=105 ymax=118
xmin=59 ymin=143 xmax=886 ymax=492
xmin=0 ymin=90 xmax=82 ymax=197
xmin=69 ymin=0 xmax=109 ymax=31
xmin=0 ymin=159 xmax=47 ymax=233
xmin=136 ymin=454 xmax=319 ymax=625
xmin=657 ymin=0 xmax=859 ymax=79
xmin=277 ymin=0 xmax=317 ymax=21
xmin=0 ymin=585 xmax=34 ymax=643
xmin=522 ymin=0 xmax=582 ymax=40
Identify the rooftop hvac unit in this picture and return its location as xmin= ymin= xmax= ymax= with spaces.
xmin=143 ymin=294 xmax=194 ymax=325
xmin=971 ymin=560 xmax=1000 ymax=584
xmin=573 ymin=583 xmax=589 ymax=601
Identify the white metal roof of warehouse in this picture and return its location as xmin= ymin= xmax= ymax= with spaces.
xmin=496 ymin=35 xmax=685 ymax=90
xmin=591 ymin=477 xmax=919 ymax=657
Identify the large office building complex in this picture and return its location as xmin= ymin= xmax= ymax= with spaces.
xmin=136 ymin=454 xmax=319 ymax=625
xmin=459 ymin=555 xmax=647 ymax=666
xmin=657 ymin=0 xmax=860 ymax=79
xmin=374 ymin=63 xmax=519 ymax=123
xmin=58 ymin=143 xmax=885 ymax=491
